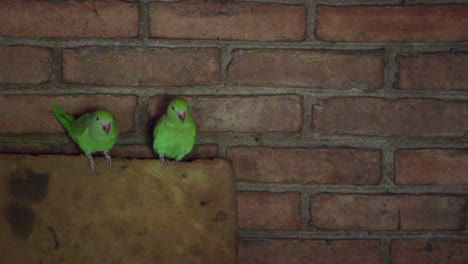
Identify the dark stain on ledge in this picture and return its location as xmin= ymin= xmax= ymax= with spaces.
xmin=5 ymin=203 xmax=36 ymax=240
xmin=8 ymin=169 xmax=49 ymax=204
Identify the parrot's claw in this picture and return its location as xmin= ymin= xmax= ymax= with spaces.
xmin=86 ymin=154 xmax=95 ymax=172
xmin=159 ymin=154 xmax=167 ymax=168
xmin=103 ymin=151 xmax=112 ymax=168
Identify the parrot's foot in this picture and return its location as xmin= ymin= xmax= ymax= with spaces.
xmin=103 ymin=151 xmax=112 ymax=168
xmin=86 ymin=153 xmax=95 ymax=172
xmin=159 ymin=154 xmax=167 ymax=168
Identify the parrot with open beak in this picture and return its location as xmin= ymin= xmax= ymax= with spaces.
xmin=52 ymin=101 xmax=120 ymax=171
xmin=153 ymin=98 xmax=196 ymax=167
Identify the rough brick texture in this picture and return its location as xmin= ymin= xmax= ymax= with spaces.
xmin=0 ymin=2 xmax=467 ymax=263
xmin=0 ymin=95 xmax=136 ymax=133
xmin=392 ymin=240 xmax=468 ymax=264
xmin=0 ymin=0 xmax=138 ymax=37
xmin=395 ymin=149 xmax=468 ymax=185
xmin=227 ymin=147 xmax=381 ymax=184
xmin=148 ymin=95 xmax=303 ymax=132
xmin=398 ymin=53 xmax=468 ymax=90
xmin=237 ymin=192 xmax=301 ymax=229
xmin=311 ymin=194 xmax=465 ymax=230
xmin=63 ymin=47 xmax=220 ymax=86
xmin=0 ymin=46 xmax=52 ymax=84
xmin=238 ymin=239 xmax=381 ymax=264
xmin=150 ymin=2 xmax=306 ymax=41
xmin=228 ymin=49 xmax=383 ymax=89
xmin=317 ymin=5 xmax=468 ymax=41
xmin=313 ymin=98 xmax=467 ymax=137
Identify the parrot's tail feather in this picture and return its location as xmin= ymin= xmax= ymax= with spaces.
xmin=52 ymin=100 xmax=75 ymax=132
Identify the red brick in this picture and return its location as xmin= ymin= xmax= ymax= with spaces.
xmin=313 ymin=98 xmax=467 ymax=137
xmin=239 ymin=239 xmax=381 ymax=264
xmin=392 ymin=240 xmax=468 ymax=264
xmin=0 ymin=143 xmax=53 ymax=154
xmin=0 ymin=0 xmax=138 ymax=37
xmin=227 ymin=147 xmax=381 ymax=184
xmin=0 ymin=95 xmax=136 ymax=133
xmin=184 ymin=144 xmax=218 ymax=160
xmin=148 ymin=95 xmax=303 ymax=132
xmin=237 ymin=192 xmax=301 ymax=229
xmin=150 ymin=2 xmax=306 ymax=41
xmin=228 ymin=49 xmax=383 ymax=89
xmin=0 ymin=46 xmax=52 ymax=83
xmin=398 ymin=196 xmax=464 ymax=230
xmin=316 ymin=5 xmax=468 ymax=41
xmin=63 ymin=47 xmax=220 ymax=86
xmin=398 ymin=53 xmax=468 ymax=90
xmin=311 ymin=194 xmax=398 ymax=230
xmin=395 ymin=149 xmax=468 ymax=185
xmin=311 ymin=194 xmax=464 ymax=230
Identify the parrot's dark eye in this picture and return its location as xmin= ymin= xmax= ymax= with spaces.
xmin=96 ymin=116 xmax=100 ymax=122
xmin=172 ymin=106 xmax=175 ymax=111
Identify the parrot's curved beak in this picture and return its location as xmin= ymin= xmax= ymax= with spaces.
xmin=178 ymin=110 xmax=186 ymax=122
xmin=102 ymin=121 xmax=111 ymax=135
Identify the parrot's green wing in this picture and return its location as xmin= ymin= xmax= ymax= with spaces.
xmin=70 ymin=113 xmax=91 ymax=138
xmin=52 ymin=100 xmax=75 ymax=132
xmin=51 ymin=102 xmax=120 ymax=171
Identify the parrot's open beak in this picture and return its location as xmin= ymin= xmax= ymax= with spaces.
xmin=178 ymin=110 xmax=186 ymax=122
xmin=102 ymin=121 xmax=111 ymax=135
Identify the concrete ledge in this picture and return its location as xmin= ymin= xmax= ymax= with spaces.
xmin=0 ymin=154 xmax=236 ymax=264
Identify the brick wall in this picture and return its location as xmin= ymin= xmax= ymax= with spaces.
xmin=0 ymin=0 xmax=467 ymax=263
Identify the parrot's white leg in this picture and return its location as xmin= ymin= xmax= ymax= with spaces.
xmin=159 ymin=154 xmax=167 ymax=168
xmin=86 ymin=153 xmax=95 ymax=171
xmin=103 ymin=151 xmax=112 ymax=168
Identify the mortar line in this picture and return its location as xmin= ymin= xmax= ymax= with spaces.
xmin=302 ymin=95 xmax=315 ymax=133
xmin=237 ymin=229 xmax=468 ymax=240
xmin=1 ymin=84 xmax=467 ymax=100
xmin=464 ymin=198 xmax=468 ymax=231
xmin=130 ymin=0 xmax=462 ymax=6
xmin=1 ymin=37 xmax=467 ymax=51
xmin=138 ymin=0 xmax=150 ymax=41
xmin=381 ymin=147 xmax=396 ymax=186
xmin=313 ymin=0 xmax=466 ymax=5
xmin=134 ymin=94 xmax=150 ymax=137
xmin=220 ymin=46 xmax=233 ymax=85
xmin=306 ymin=191 xmax=319 ymax=230
xmin=383 ymin=45 xmax=399 ymax=90
xmin=236 ymin=182 xmax=468 ymax=195
xmin=381 ymin=237 xmax=392 ymax=264
xmin=146 ymin=0 xmax=308 ymax=4
xmin=300 ymin=191 xmax=312 ymax=230
xmin=305 ymin=0 xmax=317 ymax=41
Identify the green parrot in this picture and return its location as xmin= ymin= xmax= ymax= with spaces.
xmin=52 ymin=101 xmax=120 ymax=171
xmin=153 ymin=98 xmax=196 ymax=167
